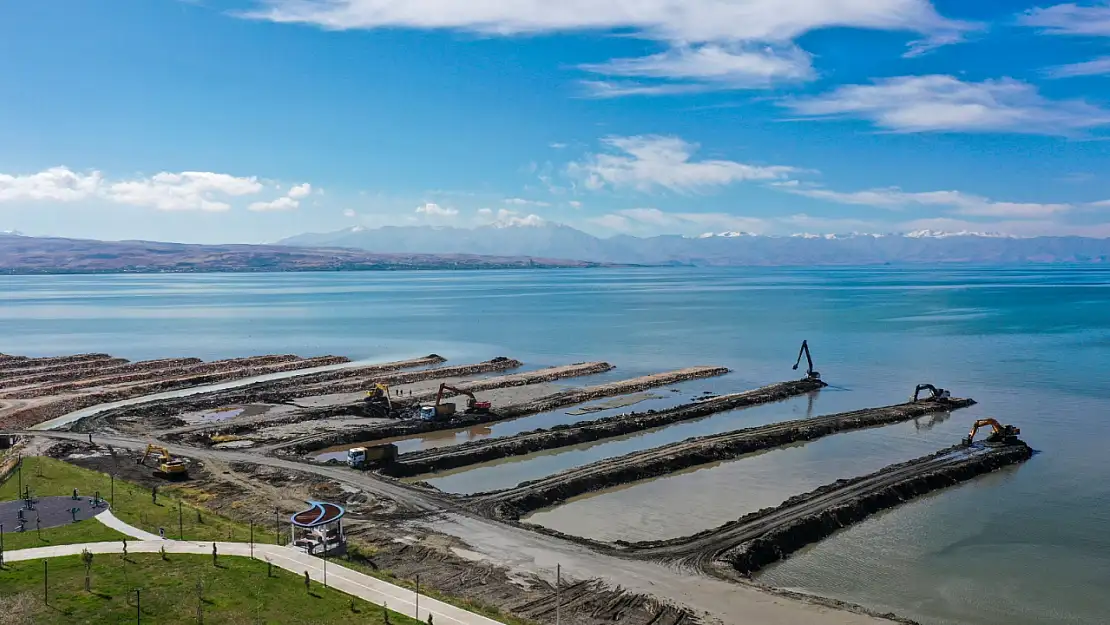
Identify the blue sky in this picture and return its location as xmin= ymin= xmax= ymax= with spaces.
xmin=4 ymin=0 xmax=1110 ymax=243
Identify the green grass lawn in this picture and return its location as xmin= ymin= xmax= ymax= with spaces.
xmin=0 ymin=553 xmax=424 ymax=625
xmin=1 ymin=457 xmax=281 ymax=546
xmin=1 ymin=519 xmax=127 ymax=552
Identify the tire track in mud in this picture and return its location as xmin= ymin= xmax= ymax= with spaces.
xmin=386 ymin=377 xmax=824 ymax=478
xmin=470 ymin=397 xmax=977 ymax=521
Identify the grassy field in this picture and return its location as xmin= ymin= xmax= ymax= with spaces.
xmin=0 ymin=553 xmax=424 ymax=625
xmin=1 ymin=518 xmax=127 ymax=552
xmin=1 ymin=457 xmax=281 ymax=546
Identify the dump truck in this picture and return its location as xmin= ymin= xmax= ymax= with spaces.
xmin=346 ymin=443 xmax=398 ymax=469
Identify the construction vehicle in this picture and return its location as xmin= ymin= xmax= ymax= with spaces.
xmin=792 ymin=340 xmax=821 ymax=380
xmin=912 ymin=383 xmax=951 ymax=403
xmin=138 ymin=444 xmax=188 ymax=479
xmin=363 ymin=382 xmax=393 ymax=417
xmin=965 ymin=419 xmax=1021 ymax=446
xmin=346 ymin=443 xmax=398 ymax=469
xmin=419 ymin=383 xmax=491 ymax=420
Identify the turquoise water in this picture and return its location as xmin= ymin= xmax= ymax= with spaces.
xmin=2 ymin=267 xmax=1109 ymax=624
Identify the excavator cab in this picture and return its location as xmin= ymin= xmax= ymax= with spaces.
xmin=792 ymin=341 xmax=821 ymax=380
xmin=139 ymin=444 xmax=188 ymax=479
xmin=965 ymin=419 xmax=1021 ymax=447
xmin=913 ymin=384 xmax=951 ymax=403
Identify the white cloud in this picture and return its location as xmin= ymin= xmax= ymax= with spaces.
xmin=580 ymin=44 xmax=814 ymax=93
xmin=504 ymin=197 xmax=551 ymax=207
xmin=107 ymin=171 xmax=263 ymax=212
xmin=0 ymin=167 xmax=103 ymax=202
xmin=0 ymin=166 xmax=317 ymax=213
xmin=784 ymin=75 xmax=1110 ymax=136
xmin=415 ymin=202 xmax=458 ymax=216
xmin=481 ymin=208 xmax=547 ymax=227
xmin=243 ymin=1 xmax=972 ymax=96
xmin=248 ymin=197 xmax=299 ymax=212
xmin=550 ymin=143 xmax=568 ymax=149
xmin=568 ymin=135 xmax=794 ymax=194
xmin=287 ymin=183 xmax=313 ymax=199
xmin=476 ymin=208 xmax=494 ymax=216
xmin=781 ymin=184 xmax=1073 ymax=219
xmin=1019 ymin=2 xmax=1110 ymax=36
xmin=1046 ymin=56 xmax=1110 ymax=78
xmin=568 ymin=200 xmax=583 ymax=208
xmin=343 ymin=208 xmax=357 ymax=217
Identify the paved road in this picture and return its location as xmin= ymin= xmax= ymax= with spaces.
xmin=6 ymin=512 xmax=504 ymax=625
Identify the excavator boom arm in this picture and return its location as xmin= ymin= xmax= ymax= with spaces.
xmin=792 ymin=341 xmax=815 ymax=376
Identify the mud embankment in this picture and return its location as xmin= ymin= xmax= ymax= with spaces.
xmin=0 ymin=355 xmax=127 ymax=379
xmin=91 ymin=357 xmax=525 ymax=436
xmin=388 ymin=377 xmax=823 ymax=478
xmin=719 ymin=443 xmax=1033 ymax=576
xmin=390 ymin=361 xmax=617 ymax=406
xmin=0 ymin=353 xmax=118 ymax=374
xmin=280 ymin=365 xmax=719 ymax=455
xmin=0 ymin=357 xmax=203 ymax=390
xmin=491 ymin=366 xmax=730 ymax=421
xmin=0 ymin=354 xmax=350 ymax=430
xmin=0 ymin=358 xmax=209 ymax=396
xmin=477 ymin=398 xmax=976 ymax=521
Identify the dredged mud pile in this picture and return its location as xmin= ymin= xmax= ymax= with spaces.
xmin=0 ymin=354 xmax=350 ymax=430
xmin=0 ymin=353 xmax=116 ymax=372
xmin=73 ymin=354 xmax=458 ymax=432
xmin=387 ymin=377 xmax=823 ymax=478
xmin=491 ymin=366 xmax=730 ymax=421
xmin=0 ymin=357 xmax=204 ymax=391
xmin=281 ymin=365 xmax=723 ymax=455
xmin=717 ymin=441 xmax=1033 ymax=576
xmin=475 ymin=397 xmax=976 ymax=521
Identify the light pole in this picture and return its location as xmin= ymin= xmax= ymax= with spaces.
xmin=556 ymin=564 xmax=561 ymax=625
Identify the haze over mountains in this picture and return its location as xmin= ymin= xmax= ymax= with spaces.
xmin=280 ymin=221 xmax=1110 ymax=266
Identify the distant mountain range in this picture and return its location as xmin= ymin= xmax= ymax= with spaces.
xmin=280 ymin=222 xmax=1110 ymax=265
xmin=0 ymin=232 xmax=606 ymax=274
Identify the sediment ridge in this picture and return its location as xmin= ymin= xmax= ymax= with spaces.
xmin=0 ymin=357 xmax=204 ymax=390
xmin=474 ymin=397 xmax=976 ymax=521
xmin=0 ymin=354 xmax=351 ymax=430
xmin=387 ymin=377 xmax=823 ymax=478
xmin=0 ymin=353 xmax=118 ymax=374
xmin=717 ymin=442 xmax=1033 ymax=576
xmin=281 ymin=366 xmax=724 ymax=455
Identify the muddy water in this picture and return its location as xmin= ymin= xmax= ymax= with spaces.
xmin=314 ymin=375 xmax=729 ymax=460
xmin=421 ymin=385 xmax=873 ymax=495
xmin=523 ymin=413 xmax=970 ymax=542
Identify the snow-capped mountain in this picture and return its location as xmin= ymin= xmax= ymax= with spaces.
xmin=279 ymin=223 xmax=1110 ymax=265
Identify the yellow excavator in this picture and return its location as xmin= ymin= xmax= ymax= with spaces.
xmin=964 ymin=419 xmax=1021 ymax=446
xmin=138 ymin=444 xmax=188 ymax=479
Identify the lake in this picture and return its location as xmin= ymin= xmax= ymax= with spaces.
xmin=2 ymin=267 xmax=1108 ymax=625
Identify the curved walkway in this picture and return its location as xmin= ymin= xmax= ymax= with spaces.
xmin=2 ymin=510 xmax=503 ymax=625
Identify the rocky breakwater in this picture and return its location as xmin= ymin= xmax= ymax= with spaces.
xmin=388 ymin=376 xmax=821 ymax=478
xmin=477 ymin=397 xmax=976 ymax=522
xmin=719 ymin=441 xmax=1033 ymax=576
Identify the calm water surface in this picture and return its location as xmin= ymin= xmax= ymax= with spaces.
xmin=2 ymin=267 xmax=1108 ymax=625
